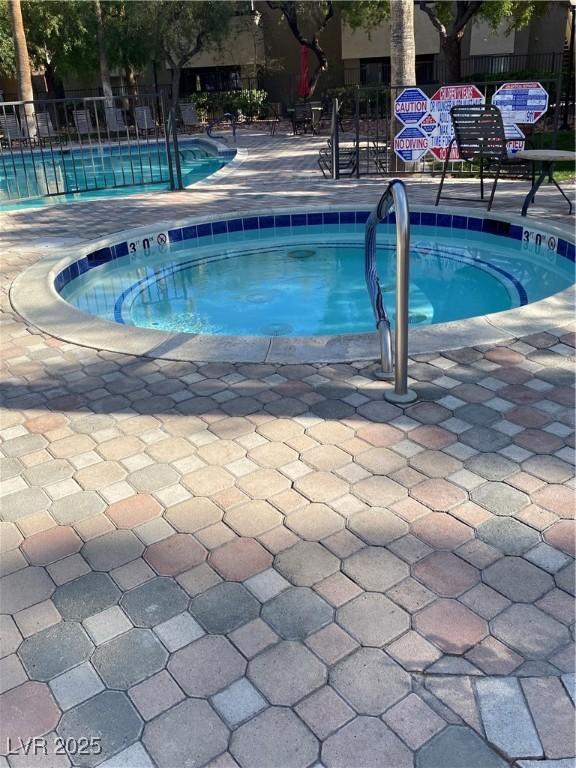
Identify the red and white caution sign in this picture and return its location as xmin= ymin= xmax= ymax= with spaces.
xmin=427 ymin=84 xmax=485 ymax=160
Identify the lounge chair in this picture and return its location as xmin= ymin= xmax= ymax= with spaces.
xmin=134 ymin=106 xmax=157 ymax=136
xmin=36 ymin=112 xmax=62 ymax=145
xmin=318 ymin=137 xmax=358 ymax=178
xmin=105 ymin=107 xmax=130 ymax=136
xmin=180 ymin=103 xmax=199 ymax=133
xmin=0 ymin=113 xmax=28 ymax=146
xmin=72 ymin=109 xmax=97 ymax=137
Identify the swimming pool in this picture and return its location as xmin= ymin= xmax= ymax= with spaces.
xmin=0 ymin=138 xmax=235 ymax=208
xmin=57 ymin=209 xmax=574 ymax=337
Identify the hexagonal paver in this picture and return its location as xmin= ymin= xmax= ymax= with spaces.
xmin=50 ymin=491 xmax=106 ymax=525
xmin=348 ymin=508 xmax=409 ymax=546
xmin=533 ymin=485 xmax=574 ymax=517
xmin=285 ymin=504 xmax=344 ymax=541
xmin=414 ymin=599 xmax=488 ymax=654
xmin=336 ymin=593 xmax=409 ymax=646
xmin=477 ymin=518 xmax=540 ymax=556
xmin=224 ymin=500 xmax=283 ymax=537
xmin=2 ymin=488 xmax=50 ymax=522
xmin=21 ymin=526 xmax=82 ymax=566
xmin=352 ymin=476 xmax=407 ymax=506
xmin=491 ymin=604 xmax=571 ymax=659
xmin=483 ymin=557 xmax=554 ymax=602
xmin=411 ymin=513 xmax=473 ymax=550
xmin=544 ymin=520 xmax=576 ymax=556
xmin=275 ymin=542 xmax=340 ymax=586
xmin=471 ymin=483 xmax=529 ymax=516
xmin=302 ymin=445 xmax=350 ymax=471
xmin=128 ymin=463 xmax=179 ymax=492
xmin=53 ymin=572 xmax=120 ymax=621
xmin=323 ymin=716 xmax=413 ymax=768
xmin=355 ymin=448 xmax=406 ymax=475
xmin=144 ymin=534 xmax=206 ymax=576
xmin=524 ymin=456 xmax=573 ymax=484
xmin=0 ymin=682 xmax=60 ymax=756
xmin=75 ymin=461 xmax=127 ymax=490
xmin=238 ymin=469 xmax=291 ymax=499
xmin=92 ymin=628 xmax=167 ymax=689
xmin=555 ymin=561 xmax=575 ymax=595
xmin=248 ymin=640 xmax=326 ymax=705
xmin=464 ymin=454 xmax=518 ymax=481
xmin=262 ymin=587 xmax=333 ymax=640
xmin=231 ymin=706 xmax=318 ymax=768
xmin=57 ymin=690 xmax=142 ymax=767
xmin=106 ymin=495 xmax=162 ymax=528
xmin=210 ymin=538 xmax=272 ymax=581
xmin=18 ymin=621 xmax=93 ymax=681
xmin=307 ymin=421 xmax=354 ymax=445
xmin=342 ymin=547 xmax=408 ymax=592
xmin=411 ymin=479 xmax=467 ymax=512
xmin=294 ymin=472 xmax=348 ymax=503
xmin=0 ymin=567 xmax=55 ymax=614
xmin=121 ymin=577 xmax=188 ymax=627
xmin=190 ymin=582 xmax=260 ymax=634
xmin=416 ymin=725 xmax=508 ymax=768
xmin=330 ymin=647 xmax=410 ymax=715
xmin=168 ymin=635 xmax=245 ymax=696
xmin=413 ymin=552 xmax=480 ymax=597
xmin=410 ymin=450 xmax=462 ymax=479
xmin=461 ymin=426 xmax=510 ymax=452
xmin=82 ymin=530 xmax=144 ymax=572
xmin=249 ymin=442 xmax=299 ymax=468
xmin=144 ymin=698 xmax=229 ymax=768
xmin=165 ymin=497 xmax=223 ymax=533
xmin=182 ymin=466 xmax=235 ymax=496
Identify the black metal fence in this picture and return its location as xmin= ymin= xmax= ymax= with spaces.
xmin=0 ymin=93 xmax=184 ymax=203
xmin=325 ymin=75 xmax=564 ymax=179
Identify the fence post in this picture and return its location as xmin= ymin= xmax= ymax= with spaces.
xmin=331 ymin=98 xmax=339 ymax=180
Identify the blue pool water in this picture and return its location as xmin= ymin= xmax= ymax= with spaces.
xmin=0 ymin=139 xmax=232 ymax=209
xmin=59 ymin=213 xmax=574 ymax=337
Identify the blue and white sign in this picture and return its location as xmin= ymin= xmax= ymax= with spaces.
xmin=492 ymin=82 xmax=549 ymax=124
xmin=394 ymin=126 xmax=429 ymax=161
xmin=504 ymin=123 xmax=525 ymax=154
xmin=395 ymin=88 xmax=430 ymax=126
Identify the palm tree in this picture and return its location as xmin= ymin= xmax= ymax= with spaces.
xmin=94 ymin=0 xmax=114 ymax=105
xmin=8 ymin=0 xmax=36 ymax=138
xmin=390 ymin=0 xmax=415 ymax=89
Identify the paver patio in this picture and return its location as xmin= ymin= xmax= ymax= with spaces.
xmin=0 ymin=125 xmax=574 ymax=767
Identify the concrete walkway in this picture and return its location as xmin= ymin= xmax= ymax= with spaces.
xmin=0 ymin=126 xmax=574 ymax=768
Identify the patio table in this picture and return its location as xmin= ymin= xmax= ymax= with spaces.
xmin=515 ymin=149 xmax=576 ymax=216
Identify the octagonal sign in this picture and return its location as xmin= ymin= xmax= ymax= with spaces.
xmin=394 ymin=126 xmax=429 ymax=162
xmin=504 ymin=123 xmax=525 ymax=155
xmin=492 ymin=82 xmax=549 ymax=124
xmin=428 ymin=84 xmax=485 ymax=161
xmin=394 ymin=88 xmax=430 ymax=126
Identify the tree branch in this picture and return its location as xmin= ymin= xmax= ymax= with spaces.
xmin=449 ymin=1 xmax=483 ymax=38
xmin=418 ymin=1 xmax=447 ymax=41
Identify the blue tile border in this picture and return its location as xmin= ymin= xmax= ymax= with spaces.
xmin=55 ymin=210 xmax=575 ymax=293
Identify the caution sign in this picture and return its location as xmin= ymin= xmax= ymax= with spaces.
xmin=492 ymin=82 xmax=549 ymax=124
xmin=394 ymin=126 xmax=429 ymax=162
xmin=428 ymin=84 xmax=485 ymax=161
xmin=394 ymin=88 xmax=430 ymax=126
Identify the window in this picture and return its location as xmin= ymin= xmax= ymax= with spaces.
xmin=359 ymin=55 xmax=436 ymax=85
xmin=179 ymin=67 xmax=242 ymax=95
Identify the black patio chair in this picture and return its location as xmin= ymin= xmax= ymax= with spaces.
xmin=435 ymin=104 xmax=516 ymax=211
xmin=291 ymin=101 xmax=313 ymax=135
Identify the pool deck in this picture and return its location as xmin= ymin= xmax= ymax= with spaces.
xmin=0 ymin=126 xmax=575 ymax=768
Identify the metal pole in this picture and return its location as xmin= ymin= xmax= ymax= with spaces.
xmin=331 ymin=97 xmax=339 ymax=180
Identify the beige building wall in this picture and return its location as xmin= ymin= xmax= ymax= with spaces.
xmin=469 ymin=20 xmax=515 ymax=55
xmin=341 ymin=11 xmax=440 ymax=60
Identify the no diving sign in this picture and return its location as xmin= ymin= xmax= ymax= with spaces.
xmin=394 ymin=126 xmax=429 ymax=162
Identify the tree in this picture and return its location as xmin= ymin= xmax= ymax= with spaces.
xmin=417 ymin=1 xmax=548 ymax=83
xmin=266 ymin=1 xmax=335 ymax=96
xmin=390 ymin=0 xmax=415 ymax=88
xmin=146 ymin=1 xmax=239 ymax=110
xmin=8 ymin=0 xmax=36 ymax=136
xmin=94 ymin=0 xmax=113 ymax=103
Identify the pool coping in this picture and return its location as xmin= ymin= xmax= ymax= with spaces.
xmin=10 ymin=204 xmax=575 ymax=364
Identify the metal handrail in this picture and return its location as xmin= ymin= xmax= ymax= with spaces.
xmin=364 ymin=178 xmax=417 ymax=404
xmin=206 ymin=112 xmax=237 ymax=141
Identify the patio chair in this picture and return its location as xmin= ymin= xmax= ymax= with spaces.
xmin=134 ymin=105 xmax=157 ymax=136
xmin=318 ymin=137 xmax=358 ymax=178
xmin=0 ymin=113 xmax=28 ymax=146
xmin=180 ymin=103 xmax=199 ymax=133
xmin=291 ymin=101 xmax=313 ymax=135
xmin=72 ymin=109 xmax=97 ymax=137
xmin=435 ymin=104 xmax=517 ymax=211
xmin=105 ymin=107 xmax=130 ymax=136
xmin=36 ymin=112 xmax=62 ymax=145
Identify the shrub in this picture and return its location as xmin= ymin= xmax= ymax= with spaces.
xmin=186 ymin=89 xmax=268 ymax=121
